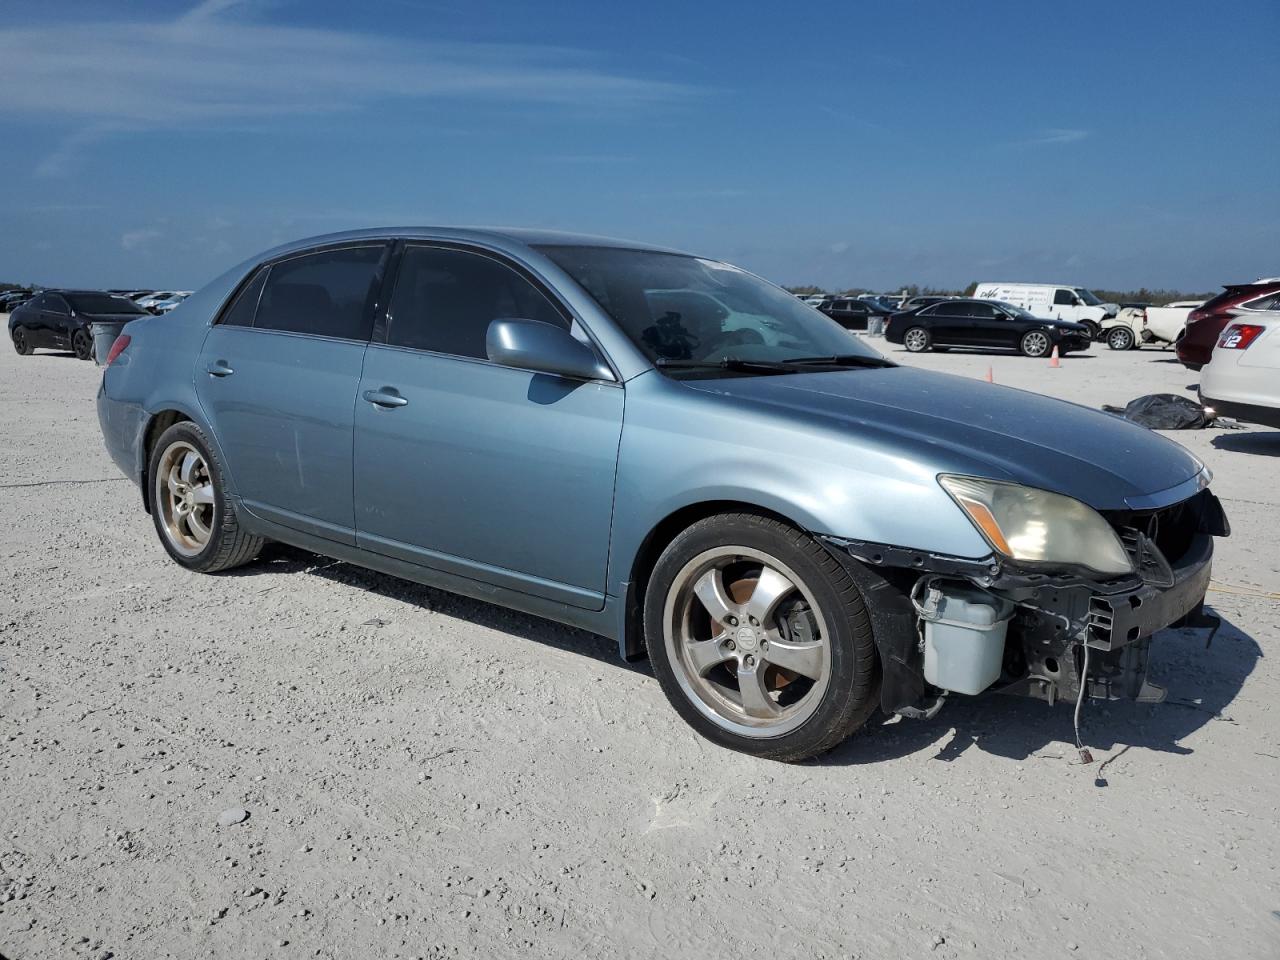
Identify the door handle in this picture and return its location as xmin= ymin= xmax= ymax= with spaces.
xmin=206 ymin=360 xmax=234 ymax=378
xmin=363 ymin=388 xmax=408 ymax=408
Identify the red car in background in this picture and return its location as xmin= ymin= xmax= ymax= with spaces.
xmin=1177 ymin=278 xmax=1280 ymax=370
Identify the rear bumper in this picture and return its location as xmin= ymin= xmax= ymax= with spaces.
xmin=1200 ymin=393 xmax=1280 ymax=429
xmin=96 ymin=382 xmax=147 ymax=489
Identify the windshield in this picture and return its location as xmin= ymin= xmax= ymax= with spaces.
xmin=1074 ymin=287 xmax=1103 ymax=306
xmin=535 ymin=246 xmax=885 ymax=373
xmin=67 ymin=293 xmax=147 ymax=314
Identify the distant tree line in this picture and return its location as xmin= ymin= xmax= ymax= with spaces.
xmin=784 ymin=283 xmax=1216 ymax=306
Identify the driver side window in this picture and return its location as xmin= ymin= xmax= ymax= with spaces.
xmin=385 ymin=245 xmax=569 ymax=359
xmin=1053 ymin=289 xmax=1075 ymax=306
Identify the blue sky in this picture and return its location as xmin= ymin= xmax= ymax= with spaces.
xmin=1 ymin=0 xmax=1276 ymax=291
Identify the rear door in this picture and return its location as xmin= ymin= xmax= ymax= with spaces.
xmin=924 ymin=301 xmax=973 ymax=344
xmin=196 ymin=242 xmax=389 ymax=545
xmin=353 ymin=242 xmax=623 ymax=608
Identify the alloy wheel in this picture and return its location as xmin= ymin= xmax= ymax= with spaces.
xmin=663 ymin=546 xmax=831 ymax=738
xmin=73 ymin=329 xmax=93 ymax=360
xmin=1022 ymin=331 xmax=1050 ymax=357
xmin=1108 ymin=328 xmax=1134 ymax=350
xmin=904 ymin=328 xmax=929 ymax=352
xmin=154 ymin=440 xmax=216 ymax=557
xmin=12 ymin=329 xmax=27 ymax=355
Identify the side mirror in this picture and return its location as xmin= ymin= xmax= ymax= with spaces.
xmin=486 ymin=318 xmax=613 ymax=382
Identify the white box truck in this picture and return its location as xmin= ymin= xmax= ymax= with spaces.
xmin=973 ymin=282 xmax=1118 ymax=340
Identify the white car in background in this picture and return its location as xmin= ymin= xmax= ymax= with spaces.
xmin=151 ymin=292 xmax=191 ymax=314
xmin=1101 ymin=300 xmax=1205 ymax=351
xmin=1199 ymin=311 xmax=1280 ymax=429
xmin=135 ymin=291 xmax=180 ymax=312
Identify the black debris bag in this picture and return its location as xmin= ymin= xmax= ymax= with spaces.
xmin=1102 ymin=393 xmax=1210 ymax=430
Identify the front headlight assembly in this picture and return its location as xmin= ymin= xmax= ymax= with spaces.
xmin=939 ymin=475 xmax=1133 ymax=576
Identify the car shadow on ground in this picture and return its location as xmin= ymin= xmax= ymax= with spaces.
xmin=1212 ymin=432 xmax=1280 ymax=456
xmin=817 ymin=610 xmax=1260 ymax=770
xmin=236 ymin=542 xmax=648 ymax=675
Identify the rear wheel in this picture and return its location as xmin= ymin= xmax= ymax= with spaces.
xmin=11 ymin=325 xmax=32 ymax=355
xmin=72 ymin=328 xmax=93 ymax=361
xmin=903 ymin=326 xmax=932 ymax=353
xmin=1020 ymin=330 xmax=1052 ymax=357
xmin=644 ymin=513 xmax=879 ymax=761
xmin=1106 ymin=326 xmax=1136 ymax=351
xmin=148 ymin=421 xmax=264 ymax=573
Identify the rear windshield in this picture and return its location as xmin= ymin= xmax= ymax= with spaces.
xmin=67 ymin=294 xmax=147 ymax=314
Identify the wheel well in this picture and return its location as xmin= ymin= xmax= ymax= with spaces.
xmin=139 ymin=410 xmax=189 ymax=512
xmin=620 ymin=500 xmax=803 ymax=661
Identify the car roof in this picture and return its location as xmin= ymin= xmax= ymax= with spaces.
xmin=252 ymin=226 xmax=693 ymax=264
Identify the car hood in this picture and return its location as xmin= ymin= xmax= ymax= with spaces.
xmin=682 ymin=367 xmax=1204 ymax=509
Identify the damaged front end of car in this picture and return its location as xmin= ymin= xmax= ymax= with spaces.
xmin=821 ymin=480 xmax=1230 ymax=719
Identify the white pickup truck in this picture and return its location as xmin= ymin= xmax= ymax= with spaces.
xmin=1099 ymin=301 xmax=1205 ymax=351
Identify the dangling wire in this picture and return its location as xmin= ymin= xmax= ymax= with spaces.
xmin=1073 ymin=639 xmax=1093 ymax=764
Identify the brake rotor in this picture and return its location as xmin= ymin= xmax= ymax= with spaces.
xmin=724 ymin=574 xmax=797 ymax=692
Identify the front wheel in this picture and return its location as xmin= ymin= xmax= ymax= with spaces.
xmin=1106 ymin=326 xmax=1136 ymax=351
xmin=11 ymin=325 xmax=33 ymax=355
xmin=1020 ymin=330 xmax=1052 ymax=357
xmin=148 ymin=421 xmax=264 ymax=573
xmin=903 ymin=326 xmax=932 ymax=353
xmin=644 ymin=513 xmax=879 ymax=762
xmin=72 ymin=327 xmax=93 ymax=361
xmin=1082 ymin=319 xmax=1101 ymax=341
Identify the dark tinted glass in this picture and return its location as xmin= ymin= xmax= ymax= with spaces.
xmin=47 ymin=295 xmax=70 ymax=315
xmin=932 ymin=300 xmax=969 ymax=317
xmin=385 ymin=245 xmax=566 ymax=358
xmin=968 ymin=302 xmax=998 ymax=319
xmin=255 ymin=245 xmax=384 ymax=340
xmin=67 ymin=293 xmax=146 ymax=314
xmin=220 ymin=267 xmax=268 ymax=327
xmin=1053 ymin=289 xmax=1075 ymax=305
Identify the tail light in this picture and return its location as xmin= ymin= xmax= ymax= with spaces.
xmin=1140 ymin=308 xmax=1148 ymax=327
xmin=104 ymin=334 xmax=131 ymax=366
xmin=1218 ymin=324 xmax=1264 ymax=350
xmin=1186 ymin=307 xmax=1207 ymax=325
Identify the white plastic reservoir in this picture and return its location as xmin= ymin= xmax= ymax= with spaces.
xmin=918 ymin=583 xmax=1014 ymax=696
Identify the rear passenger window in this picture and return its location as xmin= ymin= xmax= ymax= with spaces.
xmin=254 ymin=245 xmax=385 ymax=340
xmin=385 ymin=245 xmax=567 ymax=359
xmin=219 ymin=267 xmax=268 ymax=327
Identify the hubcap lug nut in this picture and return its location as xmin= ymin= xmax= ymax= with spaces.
xmin=748 ymin=616 xmax=758 ymax=626
xmin=725 ymin=639 xmax=735 ymax=650
xmin=726 ymin=616 xmax=738 ymax=627
xmin=744 ymin=655 xmax=755 ymax=667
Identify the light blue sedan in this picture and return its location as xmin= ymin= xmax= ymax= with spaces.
xmin=96 ymin=228 xmax=1228 ymax=760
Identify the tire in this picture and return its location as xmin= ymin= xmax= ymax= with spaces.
xmin=644 ymin=512 xmax=879 ymax=762
xmin=1082 ymin=319 xmax=1101 ymax=341
xmin=11 ymin=325 xmax=32 ymax=356
xmin=1020 ymin=330 xmax=1052 ymax=358
xmin=903 ymin=326 xmax=931 ymax=353
xmin=148 ymin=421 xmax=264 ymax=573
xmin=1106 ymin=326 xmax=1136 ymax=351
xmin=72 ymin=327 xmax=93 ymax=361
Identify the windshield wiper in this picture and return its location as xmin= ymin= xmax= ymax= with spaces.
xmin=778 ymin=354 xmax=898 ymax=368
xmin=654 ymin=358 xmax=801 ymax=375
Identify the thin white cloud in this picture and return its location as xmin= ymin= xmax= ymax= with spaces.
xmin=121 ymin=228 xmax=163 ymax=250
xmin=1028 ymin=128 xmax=1090 ymax=145
xmin=0 ymin=1 xmax=693 ymax=175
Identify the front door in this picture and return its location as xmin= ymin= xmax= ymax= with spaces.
xmin=966 ymin=302 xmax=1016 ymax=347
xmin=353 ymin=243 xmax=624 ymax=609
xmin=195 ymin=242 xmax=389 ymax=544
xmin=41 ymin=294 xmax=73 ymax=349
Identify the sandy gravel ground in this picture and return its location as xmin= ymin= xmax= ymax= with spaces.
xmin=1 ymin=328 xmax=1277 ymax=960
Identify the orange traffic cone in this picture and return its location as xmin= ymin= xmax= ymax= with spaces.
xmin=1049 ymin=346 xmax=1061 ymax=368
xmin=984 ymin=365 xmax=994 ymax=383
